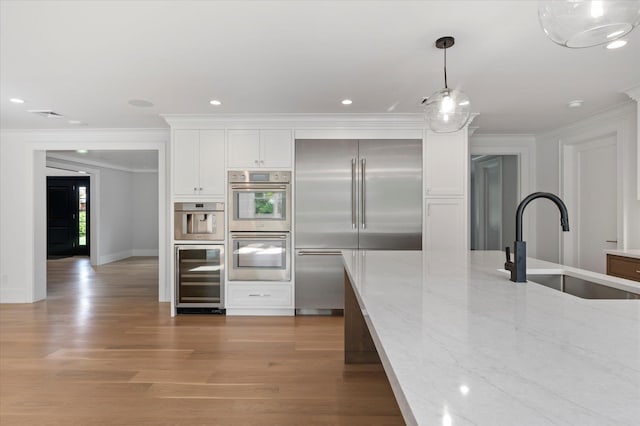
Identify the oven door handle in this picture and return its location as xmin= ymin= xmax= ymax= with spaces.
xmin=230 ymin=234 xmax=288 ymax=240
xmin=230 ymin=185 xmax=288 ymax=190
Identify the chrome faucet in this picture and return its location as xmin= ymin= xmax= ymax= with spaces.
xmin=505 ymin=192 xmax=570 ymax=283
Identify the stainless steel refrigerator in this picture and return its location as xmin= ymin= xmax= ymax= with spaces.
xmin=295 ymin=139 xmax=422 ymax=314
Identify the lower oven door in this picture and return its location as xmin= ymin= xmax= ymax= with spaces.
xmin=229 ymin=232 xmax=291 ymax=281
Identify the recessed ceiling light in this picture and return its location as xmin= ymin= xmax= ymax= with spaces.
xmin=568 ymin=100 xmax=583 ymax=108
xmin=77 ymin=170 xmax=87 ymax=174
xmin=209 ymin=99 xmax=222 ymax=106
xmin=128 ymin=99 xmax=154 ymax=107
xmin=76 ymin=149 xmax=88 ymax=154
xmin=10 ymin=98 xmax=25 ymax=104
xmin=606 ymin=39 xmax=627 ymax=49
xmin=68 ymin=120 xmax=83 ymax=125
xmin=341 ymin=99 xmax=353 ymax=105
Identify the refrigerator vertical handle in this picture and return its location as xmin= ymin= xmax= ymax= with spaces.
xmin=361 ymin=157 xmax=366 ymax=229
xmin=351 ymin=158 xmax=356 ymax=229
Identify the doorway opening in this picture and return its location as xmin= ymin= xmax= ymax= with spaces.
xmin=470 ymin=155 xmax=518 ymax=250
xmin=47 ymin=176 xmax=90 ymax=258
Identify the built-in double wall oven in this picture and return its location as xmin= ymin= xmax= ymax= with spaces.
xmin=228 ymin=171 xmax=291 ymax=282
xmin=174 ymin=202 xmax=225 ymax=312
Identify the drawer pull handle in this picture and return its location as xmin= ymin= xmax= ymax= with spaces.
xmin=606 ymin=240 xmax=618 ymax=243
xmin=248 ymin=293 xmax=270 ymax=297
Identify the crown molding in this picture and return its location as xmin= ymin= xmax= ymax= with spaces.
xmin=162 ymin=112 xmax=481 ymax=134
xmin=46 ymin=153 xmax=158 ymax=174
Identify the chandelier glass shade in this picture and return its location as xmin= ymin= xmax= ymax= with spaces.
xmin=424 ymin=36 xmax=471 ymax=133
xmin=538 ymin=0 xmax=640 ymax=48
xmin=424 ymin=88 xmax=471 ymax=133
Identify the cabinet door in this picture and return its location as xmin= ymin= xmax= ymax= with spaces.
xmin=198 ymin=130 xmax=225 ymax=196
xmin=228 ymin=130 xmax=260 ymax=168
xmin=425 ymin=130 xmax=467 ymax=196
xmin=260 ymin=129 xmax=293 ymax=168
xmin=173 ymin=130 xmax=199 ymax=196
xmin=424 ymin=198 xmax=466 ymax=251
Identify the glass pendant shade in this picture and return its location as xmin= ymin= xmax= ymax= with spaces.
xmin=538 ymin=0 xmax=640 ymax=48
xmin=424 ymin=88 xmax=471 ymax=133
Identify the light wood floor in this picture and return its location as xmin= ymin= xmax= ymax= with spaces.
xmin=0 ymin=257 xmax=404 ymax=425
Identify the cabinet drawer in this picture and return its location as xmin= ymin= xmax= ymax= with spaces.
xmin=227 ymin=284 xmax=292 ymax=307
xmin=607 ymin=255 xmax=640 ymax=282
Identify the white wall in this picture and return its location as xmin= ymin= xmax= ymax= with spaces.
xmin=535 ymin=102 xmax=639 ymax=262
xmin=0 ymin=129 xmax=168 ymax=303
xmin=99 ymin=168 xmax=135 ymax=263
xmin=132 ymin=172 xmax=159 ymax=256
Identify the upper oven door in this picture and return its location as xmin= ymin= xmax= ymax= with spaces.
xmin=228 ymin=183 xmax=291 ymax=231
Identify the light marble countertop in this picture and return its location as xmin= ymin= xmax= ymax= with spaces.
xmin=606 ymin=249 xmax=640 ymax=260
xmin=342 ymin=250 xmax=640 ymax=426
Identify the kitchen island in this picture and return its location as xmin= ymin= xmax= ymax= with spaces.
xmin=342 ymin=250 xmax=640 ymax=426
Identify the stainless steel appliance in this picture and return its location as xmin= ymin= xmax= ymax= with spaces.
xmin=228 ymin=232 xmax=291 ymax=281
xmin=174 ymin=202 xmax=224 ymax=241
xmin=175 ymin=245 xmax=224 ymax=311
xmin=295 ymin=139 xmax=422 ymax=314
xmin=228 ymin=171 xmax=291 ymax=232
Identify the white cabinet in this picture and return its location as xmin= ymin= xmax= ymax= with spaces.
xmin=227 ymin=129 xmax=292 ymax=169
xmin=424 ymin=198 xmax=466 ymax=251
xmin=424 ymin=130 xmax=467 ymax=196
xmin=173 ymin=130 xmax=225 ymax=197
xmin=423 ymin=128 xmax=469 ymax=251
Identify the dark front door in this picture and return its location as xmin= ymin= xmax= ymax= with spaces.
xmin=47 ymin=177 xmax=90 ymax=257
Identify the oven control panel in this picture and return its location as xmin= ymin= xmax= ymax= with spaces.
xmin=228 ymin=171 xmax=291 ymax=183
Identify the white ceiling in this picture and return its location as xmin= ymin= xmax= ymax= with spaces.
xmin=1 ymin=1 xmax=639 ymax=134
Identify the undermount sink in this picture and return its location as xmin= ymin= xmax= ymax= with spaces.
xmin=527 ymin=274 xmax=640 ymax=300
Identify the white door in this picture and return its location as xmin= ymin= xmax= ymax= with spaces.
xmin=563 ymin=136 xmax=617 ymax=273
xmin=577 ymin=138 xmax=617 ymax=273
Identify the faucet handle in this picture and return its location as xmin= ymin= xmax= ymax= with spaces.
xmin=504 ymin=246 xmax=514 ymax=271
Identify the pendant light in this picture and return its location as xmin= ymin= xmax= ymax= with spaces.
xmin=538 ymin=0 xmax=640 ymax=48
xmin=423 ymin=36 xmax=471 ymax=133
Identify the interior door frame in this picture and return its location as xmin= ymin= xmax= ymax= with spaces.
xmin=469 ymin=136 xmax=534 ymax=253
xmin=471 ymin=155 xmax=503 ymax=250
xmin=560 ymin=131 xmax=621 ymax=267
xmin=30 ymin=131 xmax=168 ymax=303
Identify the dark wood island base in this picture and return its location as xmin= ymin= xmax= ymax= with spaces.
xmin=344 ymin=271 xmax=381 ymax=364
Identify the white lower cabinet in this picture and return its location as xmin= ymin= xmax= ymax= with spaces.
xmin=424 ymin=198 xmax=467 ymax=251
xmin=226 ymin=283 xmax=294 ymax=315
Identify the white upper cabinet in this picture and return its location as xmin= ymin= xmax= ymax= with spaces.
xmin=227 ymin=129 xmax=292 ymax=169
xmin=424 ymin=130 xmax=468 ymax=196
xmin=173 ymin=129 xmax=225 ymax=197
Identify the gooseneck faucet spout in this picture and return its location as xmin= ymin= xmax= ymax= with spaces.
xmin=505 ymin=192 xmax=570 ymax=283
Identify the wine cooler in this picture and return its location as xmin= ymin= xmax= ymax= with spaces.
xmin=175 ymin=245 xmax=224 ymax=312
